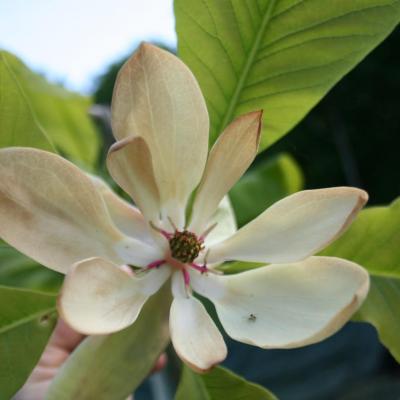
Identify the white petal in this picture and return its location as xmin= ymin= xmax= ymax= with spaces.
xmin=114 ymin=236 xmax=163 ymax=267
xmin=59 ymin=257 xmax=171 ymax=335
xmin=89 ymin=174 xmax=155 ymax=245
xmin=203 ymin=196 xmax=237 ymax=248
xmin=0 ymin=147 xmax=155 ymax=273
xmin=170 ymin=293 xmax=227 ymax=372
xmin=111 ymin=43 xmax=209 ymax=227
xmin=171 ymin=270 xmax=188 ymax=299
xmin=107 ymin=136 xmax=160 ymax=223
xmin=208 ymin=187 xmax=368 ymax=264
xmin=191 ymin=256 xmax=369 ymax=348
xmin=189 ymin=111 xmax=262 ymax=234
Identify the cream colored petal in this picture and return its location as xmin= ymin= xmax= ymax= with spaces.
xmin=111 ymin=43 xmax=209 ymax=228
xmin=191 ymin=256 xmax=369 ymax=349
xmin=170 ymin=291 xmax=227 ymax=372
xmin=89 ymin=174 xmax=155 ymax=245
xmin=107 ymin=136 xmax=160 ymax=223
xmin=207 ymin=187 xmax=368 ymax=264
xmin=203 ymin=196 xmax=237 ymax=248
xmin=0 ymin=147 xmax=158 ymax=273
xmin=59 ymin=257 xmax=171 ymax=335
xmin=171 ymin=270 xmax=187 ymax=298
xmin=114 ymin=235 xmax=163 ymax=267
xmin=192 ymin=197 xmax=237 ymax=268
xmin=189 ymin=111 xmax=262 ymax=234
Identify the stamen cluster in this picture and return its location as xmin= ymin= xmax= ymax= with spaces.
xmin=169 ymin=230 xmax=203 ymax=263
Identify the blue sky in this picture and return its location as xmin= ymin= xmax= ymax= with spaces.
xmin=0 ymin=0 xmax=176 ymax=93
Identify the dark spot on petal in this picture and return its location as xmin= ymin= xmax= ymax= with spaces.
xmin=248 ymin=313 xmax=257 ymax=322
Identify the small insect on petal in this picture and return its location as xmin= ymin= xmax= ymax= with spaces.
xmin=248 ymin=313 xmax=257 ymax=322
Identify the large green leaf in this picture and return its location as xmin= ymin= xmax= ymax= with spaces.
xmin=321 ymin=198 xmax=400 ymax=362
xmin=0 ymin=286 xmax=57 ymax=399
xmin=0 ymin=52 xmax=55 ymax=151
xmin=230 ymin=153 xmax=303 ymax=226
xmin=175 ymin=0 xmax=400 ymax=150
xmin=175 ymin=365 xmax=277 ymax=400
xmin=46 ymin=284 xmax=171 ymax=400
xmin=0 ymin=51 xmax=100 ymax=166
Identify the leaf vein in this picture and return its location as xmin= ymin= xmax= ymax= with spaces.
xmin=0 ymin=306 xmax=56 ymax=334
xmin=239 ymin=82 xmax=326 ymax=105
xmin=217 ymin=0 xmax=278 ymax=134
xmin=245 ymin=49 xmax=364 ymax=89
xmin=260 ymin=2 xmax=398 ymax=55
xmin=180 ymin=36 xmax=229 ymax=107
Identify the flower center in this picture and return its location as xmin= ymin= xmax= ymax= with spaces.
xmin=169 ymin=230 xmax=203 ymax=263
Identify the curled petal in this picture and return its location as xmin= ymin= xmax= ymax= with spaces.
xmin=207 ymin=187 xmax=368 ymax=264
xmin=58 ymin=257 xmax=171 ymax=335
xmin=107 ymin=136 xmax=160 ymax=223
xmin=0 ymin=147 xmax=152 ymax=273
xmin=190 ymin=111 xmax=262 ymax=234
xmin=203 ymin=196 xmax=237 ymax=248
xmin=89 ymin=174 xmax=155 ymax=245
xmin=194 ymin=196 xmax=237 ymax=268
xmin=170 ymin=272 xmax=227 ymax=372
xmin=191 ymin=256 xmax=369 ymax=349
xmin=111 ymin=43 xmax=209 ymax=227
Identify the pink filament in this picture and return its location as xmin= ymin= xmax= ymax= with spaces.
xmin=146 ymin=259 xmax=165 ymax=270
xmin=189 ymin=263 xmax=208 ymax=274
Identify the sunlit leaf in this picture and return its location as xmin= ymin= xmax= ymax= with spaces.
xmin=45 ymin=284 xmax=171 ymax=400
xmin=229 ymin=153 xmax=303 ymax=226
xmin=175 ymin=0 xmax=400 ymax=150
xmin=0 ymin=52 xmax=55 ymax=151
xmin=0 ymin=51 xmax=100 ymax=166
xmin=0 ymin=286 xmax=57 ymax=399
xmin=175 ymin=365 xmax=277 ymax=400
xmin=321 ymin=198 xmax=400 ymax=362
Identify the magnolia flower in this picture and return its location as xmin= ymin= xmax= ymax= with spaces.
xmin=0 ymin=44 xmax=369 ymax=372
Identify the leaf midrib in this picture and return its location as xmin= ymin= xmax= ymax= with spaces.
xmin=0 ymin=306 xmax=56 ymax=335
xmin=217 ymin=0 xmax=277 ymax=134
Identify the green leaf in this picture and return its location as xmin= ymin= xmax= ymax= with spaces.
xmin=321 ymin=198 xmax=400 ymax=362
xmin=175 ymin=0 xmax=400 ymax=150
xmin=0 ymin=286 xmax=57 ymax=399
xmin=175 ymin=365 xmax=278 ymax=400
xmin=0 ymin=52 xmax=55 ymax=151
xmin=229 ymin=153 xmax=303 ymax=226
xmin=356 ymin=276 xmax=400 ymax=361
xmin=46 ymin=284 xmax=171 ymax=400
xmin=0 ymin=51 xmax=100 ymax=166
xmin=0 ymin=242 xmax=62 ymax=293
